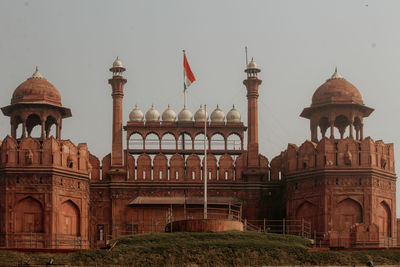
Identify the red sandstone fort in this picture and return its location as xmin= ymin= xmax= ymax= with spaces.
xmin=0 ymin=57 xmax=397 ymax=249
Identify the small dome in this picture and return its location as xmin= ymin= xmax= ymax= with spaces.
xmin=247 ymin=59 xmax=258 ymax=69
xmin=11 ymin=67 xmax=62 ymax=107
xmin=113 ymin=57 xmax=123 ymax=68
xmin=194 ymin=105 xmax=209 ymax=122
xmin=129 ymin=104 xmax=144 ymax=122
xmin=145 ymin=104 xmax=160 ymax=122
xmin=210 ymin=105 xmax=225 ymax=123
xmin=162 ymin=105 xmax=176 ymax=122
xmin=226 ymin=105 xmax=241 ymax=123
xmin=312 ymin=68 xmax=363 ymax=107
xmin=178 ymin=106 xmax=193 ymax=122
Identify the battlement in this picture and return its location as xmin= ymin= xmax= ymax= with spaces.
xmin=270 ymin=137 xmax=395 ymax=180
xmin=0 ymin=135 xmax=92 ymax=175
xmin=88 ymin=152 xmax=269 ymax=183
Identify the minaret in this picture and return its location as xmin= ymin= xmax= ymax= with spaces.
xmin=108 ymin=57 xmax=127 ymax=167
xmin=243 ymin=58 xmax=262 ymax=168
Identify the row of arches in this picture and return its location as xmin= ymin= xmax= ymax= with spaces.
xmin=295 ymin=198 xmax=392 ymax=235
xmin=124 ymin=153 xmax=245 ymax=181
xmin=15 ymin=196 xmax=80 ymax=235
xmin=11 ymin=113 xmax=61 ymax=139
xmin=311 ymin=115 xmax=365 ymax=142
xmin=128 ymin=132 xmax=243 ymax=151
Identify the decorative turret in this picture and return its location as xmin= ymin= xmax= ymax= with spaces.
xmin=1 ymin=67 xmax=71 ymax=140
xmin=300 ymin=68 xmax=374 ymax=142
xmin=108 ymin=57 xmax=127 ymax=167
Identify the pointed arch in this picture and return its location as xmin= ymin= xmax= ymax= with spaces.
xmin=15 ymin=196 xmax=44 ymax=233
xmin=59 ymin=200 xmax=80 ymax=235
xmin=295 ymin=201 xmax=318 ymax=232
xmin=333 ymin=198 xmax=363 ymax=231
xmin=377 ymin=201 xmax=392 ymax=237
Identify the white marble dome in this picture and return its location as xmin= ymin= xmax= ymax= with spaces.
xmin=178 ymin=106 xmax=193 ymax=122
xmin=194 ymin=104 xmax=209 ymax=122
xmin=162 ymin=104 xmax=176 ymax=122
xmin=210 ymin=105 xmax=225 ymax=123
xmin=247 ymin=58 xmax=258 ymax=69
xmin=113 ymin=57 xmax=123 ymax=68
xmin=226 ymin=105 xmax=241 ymax=123
xmin=129 ymin=104 xmax=144 ymax=122
xmin=145 ymin=104 xmax=160 ymax=122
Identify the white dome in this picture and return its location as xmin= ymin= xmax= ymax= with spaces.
xmin=145 ymin=104 xmax=160 ymax=122
xmin=129 ymin=104 xmax=144 ymax=122
xmin=226 ymin=105 xmax=241 ymax=123
xmin=210 ymin=105 xmax=225 ymax=123
xmin=113 ymin=57 xmax=123 ymax=68
xmin=162 ymin=104 xmax=176 ymax=122
xmin=194 ymin=105 xmax=209 ymax=122
xmin=247 ymin=59 xmax=258 ymax=69
xmin=178 ymin=106 xmax=193 ymax=122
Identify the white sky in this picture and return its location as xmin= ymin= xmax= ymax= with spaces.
xmin=1 ymin=0 xmax=399 ymax=212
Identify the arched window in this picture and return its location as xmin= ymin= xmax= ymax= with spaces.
xmin=194 ymin=133 xmax=208 ymax=150
xmin=210 ymin=133 xmax=225 ymax=150
xmin=145 ymin=133 xmax=160 ymax=150
xmin=177 ymin=133 xmax=192 ymax=150
xmin=227 ymin=133 xmax=242 ymax=150
xmin=26 ymin=114 xmax=42 ymax=138
xmin=161 ymin=133 xmax=176 ymax=150
xmin=129 ymin=133 xmax=144 ymax=150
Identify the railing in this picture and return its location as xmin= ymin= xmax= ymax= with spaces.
xmin=243 ymin=219 xmax=312 ymax=238
xmin=312 ymin=231 xmax=397 ymax=248
xmin=0 ymin=233 xmax=88 ymax=249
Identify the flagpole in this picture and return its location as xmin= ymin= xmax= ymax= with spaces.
xmin=204 ymin=104 xmax=207 ymax=220
xmin=183 ymin=50 xmax=187 ymax=107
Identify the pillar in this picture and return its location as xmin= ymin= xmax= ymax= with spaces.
xmin=329 ymin=120 xmax=334 ymax=139
xmin=360 ymin=123 xmax=364 ymax=140
xmin=22 ymin=121 xmax=26 ymax=138
xmin=41 ymin=120 xmax=45 ymax=139
xmin=311 ymin=121 xmax=318 ymax=142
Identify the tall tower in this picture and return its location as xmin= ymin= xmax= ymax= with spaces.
xmin=108 ymin=57 xmax=127 ymax=167
xmin=243 ymin=59 xmax=262 ymax=168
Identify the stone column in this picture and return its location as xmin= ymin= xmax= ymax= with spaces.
xmin=330 ymin=120 xmax=334 ymax=139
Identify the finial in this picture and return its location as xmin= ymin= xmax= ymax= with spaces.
xmin=330 ymin=66 xmax=343 ymax=79
xmin=31 ymin=66 xmax=43 ymax=79
xmin=232 ymin=104 xmax=235 ymax=108
xmin=135 ymin=104 xmax=138 ymax=108
xmin=168 ymin=104 xmax=171 ymax=108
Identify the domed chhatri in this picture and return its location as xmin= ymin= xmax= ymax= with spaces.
xmin=178 ymin=106 xmax=193 ymax=122
xmin=145 ymin=104 xmax=160 ymax=122
xmin=311 ymin=68 xmax=363 ymax=107
xmin=226 ymin=105 xmax=241 ymax=123
xmin=129 ymin=104 xmax=144 ymax=122
xmin=162 ymin=104 xmax=176 ymax=122
xmin=210 ymin=105 xmax=225 ymax=123
xmin=194 ymin=104 xmax=209 ymax=122
xmin=11 ymin=67 xmax=62 ymax=107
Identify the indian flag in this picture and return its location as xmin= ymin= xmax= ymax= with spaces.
xmin=184 ymin=52 xmax=196 ymax=90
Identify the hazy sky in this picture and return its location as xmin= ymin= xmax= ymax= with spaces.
xmin=1 ymin=1 xmax=399 ymax=211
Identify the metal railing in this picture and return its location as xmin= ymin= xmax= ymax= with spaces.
xmin=0 ymin=233 xmax=88 ymax=249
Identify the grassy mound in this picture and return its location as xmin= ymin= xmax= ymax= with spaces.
xmin=0 ymin=231 xmax=400 ymax=266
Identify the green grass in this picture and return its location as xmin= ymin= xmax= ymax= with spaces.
xmin=0 ymin=232 xmax=400 ymax=266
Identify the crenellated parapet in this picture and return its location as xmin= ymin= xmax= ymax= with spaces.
xmin=0 ymin=135 xmax=92 ymax=174
xmin=270 ymin=137 xmax=395 ymax=178
xmin=90 ymin=152 xmax=264 ymax=182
